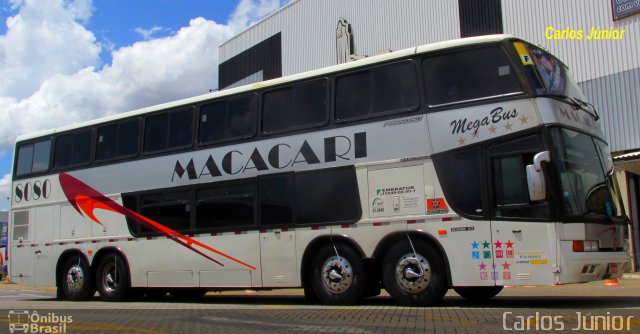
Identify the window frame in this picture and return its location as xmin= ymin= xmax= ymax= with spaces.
xmin=95 ymin=117 xmax=141 ymax=163
xmin=261 ymin=78 xmax=330 ymax=135
xmin=52 ymin=128 xmax=94 ymax=170
xmin=143 ymin=106 xmax=195 ymax=155
xmin=198 ymin=93 xmax=258 ymax=146
xmin=14 ymin=139 xmax=52 ymax=177
xmin=335 ymin=59 xmax=421 ymax=123
xmin=421 ymin=44 xmax=526 ymax=109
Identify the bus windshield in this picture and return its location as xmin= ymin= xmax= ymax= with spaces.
xmin=550 ymin=128 xmax=624 ymax=221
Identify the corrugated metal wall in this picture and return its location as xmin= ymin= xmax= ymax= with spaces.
xmin=501 ymin=0 xmax=639 ymax=84
xmin=502 ymin=0 xmax=640 ymax=152
xmin=580 ymin=68 xmax=640 ymax=152
xmin=220 ymin=0 xmax=460 ymax=76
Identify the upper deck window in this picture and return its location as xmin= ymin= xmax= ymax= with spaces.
xmin=54 ymin=129 xmax=92 ymax=169
xmin=199 ymin=94 xmax=256 ymax=144
xmin=15 ymin=139 xmax=51 ymax=176
xmin=144 ymin=107 xmax=193 ymax=153
xmin=263 ymin=79 xmax=328 ymax=134
xmin=422 ymin=46 xmax=522 ymax=106
xmin=96 ymin=118 xmax=140 ymax=161
xmin=336 ymin=60 xmax=419 ymax=121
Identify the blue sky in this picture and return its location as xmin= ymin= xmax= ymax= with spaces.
xmin=0 ymin=0 xmax=287 ymax=209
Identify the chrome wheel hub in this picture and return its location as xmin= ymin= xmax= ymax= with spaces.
xmin=102 ymin=263 xmax=119 ymax=293
xmin=321 ymin=256 xmax=353 ymax=294
xmin=66 ymin=265 xmax=85 ymax=293
xmin=394 ymin=253 xmax=431 ymax=293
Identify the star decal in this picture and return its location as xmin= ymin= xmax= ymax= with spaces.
xmin=458 ymin=137 xmax=466 ymax=146
xmin=504 ymin=122 xmax=513 ymax=131
xmin=505 ymin=240 xmax=514 ymax=249
xmin=472 ymin=131 xmax=479 ymax=139
xmin=482 ymin=240 xmax=490 ymax=249
xmin=479 ymin=262 xmax=487 ymax=270
xmin=494 ymin=240 xmax=503 ymax=249
xmin=471 ymin=241 xmax=479 ymax=249
xmin=488 ymin=125 xmax=497 ymax=134
xmin=519 ymin=114 xmax=529 ymax=125
xmin=502 ymin=262 xmax=511 ymax=270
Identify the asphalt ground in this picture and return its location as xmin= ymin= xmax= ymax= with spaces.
xmin=0 ymin=278 xmax=638 ymax=333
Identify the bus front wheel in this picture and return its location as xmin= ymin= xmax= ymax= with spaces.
xmin=310 ymin=243 xmax=365 ymax=305
xmin=61 ymin=255 xmax=95 ymax=301
xmin=96 ymin=253 xmax=131 ymax=302
xmin=382 ymin=238 xmax=447 ymax=306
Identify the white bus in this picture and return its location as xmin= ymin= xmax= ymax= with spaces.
xmin=9 ymin=35 xmax=630 ymax=306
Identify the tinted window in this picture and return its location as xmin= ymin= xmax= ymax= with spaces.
xmin=336 ymin=60 xmax=418 ymax=121
xmin=260 ymin=175 xmax=293 ymax=225
xmin=15 ymin=139 xmax=51 ymax=176
xmin=145 ymin=108 xmax=193 ymax=153
xmin=196 ymin=183 xmax=255 ymax=230
xmin=97 ymin=118 xmax=140 ymax=161
xmin=423 ymin=46 xmax=522 ymax=106
xmin=96 ymin=124 xmax=118 ymax=160
xmin=433 ymin=146 xmax=485 ymax=218
xmin=54 ymin=129 xmax=92 ymax=169
xmin=263 ymin=79 xmax=328 ymax=133
xmin=140 ymin=190 xmax=191 ymax=232
xmin=199 ymin=95 xmax=256 ymax=144
xmin=295 ymin=167 xmax=361 ymax=225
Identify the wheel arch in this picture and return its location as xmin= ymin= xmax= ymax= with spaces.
xmin=372 ymin=231 xmax=452 ymax=286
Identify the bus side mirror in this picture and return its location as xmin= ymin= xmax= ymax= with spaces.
xmin=526 ymin=151 xmax=551 ymax=202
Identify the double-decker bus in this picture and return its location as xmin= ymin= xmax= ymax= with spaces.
xmin=9 ymin=35 xmax=630 ymax=306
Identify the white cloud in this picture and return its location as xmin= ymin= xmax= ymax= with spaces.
xmin=135 ymin=25 xmax=172 ymax=41
xmin=228 ymin=0 xmax=285 ymax=33
xmin=0 ymin=0 xmax=285 ymax=210
xmin=0 ymin=0 xmax=100 ymax=99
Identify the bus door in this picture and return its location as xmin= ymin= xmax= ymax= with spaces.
xmin=258 ymin=175 xmax=298 ymax=287
xmin=9 ymin=210 xmax=33 ymax=284
xmin=488 ymin=135 xmax=557 ymax=286
xmin=32 ymin=206 xmax=56 ymax=287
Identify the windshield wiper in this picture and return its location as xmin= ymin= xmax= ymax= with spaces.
xmin=538 ymin=94 xmax=600 ymax=121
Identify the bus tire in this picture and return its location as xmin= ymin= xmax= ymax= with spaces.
xmin=310 ymin=243 xmax=365 ymax=305
xmin=96 ymin=253 xmax=131 ymax=302
xmin=382 ymin=238 xmax=447 ymax=306
xmin=61 ymin=255 xmax=95 ymax=301
xmin=454 ymin=286 xmax=503 ymax=301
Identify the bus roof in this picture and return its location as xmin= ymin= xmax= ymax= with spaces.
xmin=15 ymin=34 xmax=516 ymax=144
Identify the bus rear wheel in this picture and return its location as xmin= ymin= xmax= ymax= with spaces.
xmin=382 ymin=238 xmax=447 ymax=306
xmin=61 ymin=255 xmax=95 ymax=301
xmin=96 ymin=253 xmax=131 ymax=302
xmin=454 ymin=286 xmax=503 ymax=301
xmin=310 ymin=243 xmax=365 ymax=305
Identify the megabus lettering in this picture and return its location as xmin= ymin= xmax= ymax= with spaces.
xmin=172 ymin=132 xmax=367 ymax=182
xmin=450 ymin=107 xmax=518 ymax=135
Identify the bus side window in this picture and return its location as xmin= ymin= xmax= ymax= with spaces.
xmin=53 ymin=129 xmax=92 ymax=169
xmin=423 ymin=46 xmax=522 ymax=106
xmin=336 ymin=60 xmax=419 ymax=122
xmin=199 ymin=95 xmax=256 ymax=144
xmin=15 ymin=139 xmax=52 ymax=176
xmin=263 ymin=79 xmax=328 ymax=134
xmin=97 ymin=119 xmax=140 ymax=161
xmin=145 ymin=108 xmax=193 ymax=153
